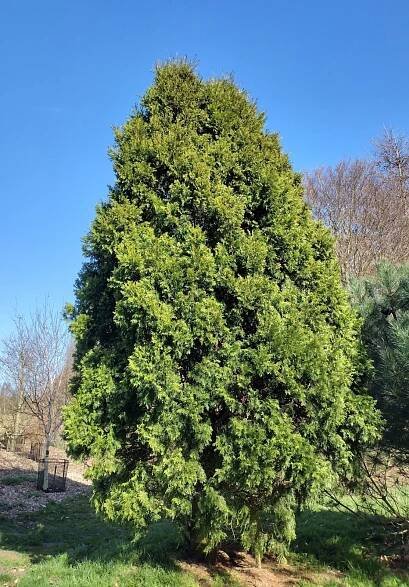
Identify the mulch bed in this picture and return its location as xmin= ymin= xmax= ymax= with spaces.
xmin=0 ymin=448 xmax=91 ymax=517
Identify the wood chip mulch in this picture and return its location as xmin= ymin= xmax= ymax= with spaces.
xmin=0 ymin=448 xmax=92 ymax=517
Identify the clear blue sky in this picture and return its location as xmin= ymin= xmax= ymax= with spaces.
xmin=1 ymin=0 xmax=408 ymax=339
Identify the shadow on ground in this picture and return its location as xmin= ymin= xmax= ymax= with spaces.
xmin=0 ymin=494 xmax=185 ymax=570
xmin=0 ymin=495 xmax=208 ymax=587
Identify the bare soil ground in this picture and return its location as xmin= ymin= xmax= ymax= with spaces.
xmin=0 ymin=447 xmax=91 ymax=517
xmin=180 ymin=553 xmax=342 ymax=586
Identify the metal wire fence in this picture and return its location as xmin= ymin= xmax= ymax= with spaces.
xmin=1 ymin=434 xmax=44 ymax=461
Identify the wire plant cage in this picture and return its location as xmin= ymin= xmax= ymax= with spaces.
xmin=37 ymin=458 xmax=69 ymax=492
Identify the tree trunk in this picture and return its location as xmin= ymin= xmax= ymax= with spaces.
xmin=42 ymin=435 xmax=51 ymax=491
xmin=42 ymin=397 xmax=54 ymax=491
xmin=11 ymin=365 xmax=25 ymax=452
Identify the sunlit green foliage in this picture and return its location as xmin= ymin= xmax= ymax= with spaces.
xmin=351 ymin=262 xmax=409 ymax=460
xmin=64 ymin=61 xmax=380 ymax=559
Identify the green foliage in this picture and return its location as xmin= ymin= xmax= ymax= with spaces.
xmin=351 ymin=262 xmax=409 ymax=458
xmin=64 ymin=61 xmax=380 ymax=558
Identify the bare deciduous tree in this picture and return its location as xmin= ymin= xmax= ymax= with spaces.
xmin=0 ymin=315 xmax=31 ymax=449
xmin=374 ymin=129 xmax=409 ymax=221
xmin=374 ymin=128 xmax=409 ymax=198
xmin=304 ymin=130 xmax=409 ymax=280
xmin=0 ymin=304 xmax=72 ymax=489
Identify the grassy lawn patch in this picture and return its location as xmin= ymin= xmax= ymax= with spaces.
xmin=0 ymin=496 xmax=217 ymax=586
xmin=0 ymin=473 xmax=36 ymax=486
xmin=293 ymin=502 xmax=409 ymax=587
xmin=0 ymin=494 xmax=408 ymax=586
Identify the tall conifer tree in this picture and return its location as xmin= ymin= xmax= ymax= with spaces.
xmin=64 ymin=62 xmax=379 ymax=559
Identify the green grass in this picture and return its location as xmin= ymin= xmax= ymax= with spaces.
xmin=0 ymin=496 xmax=232 ymax=586
xmin=0 ymin=493 xmax=408 ymax=586
xmin=0 ymin=473 xmax=36 ymax=486
xmin=292 ymin=500 xmax=409 ymax=587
